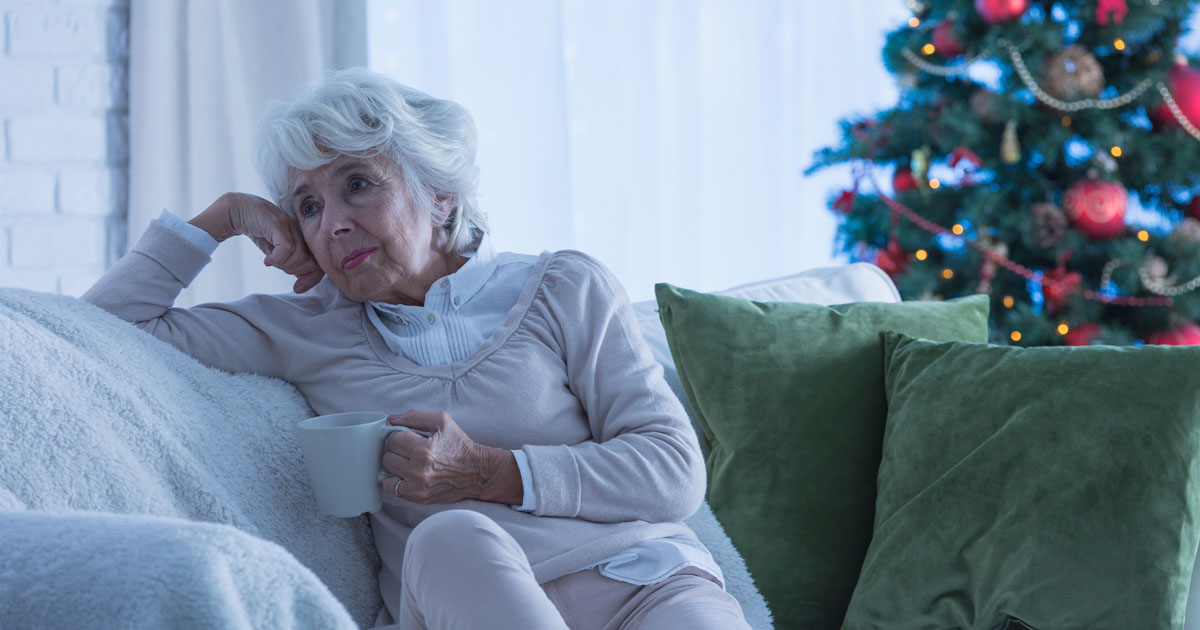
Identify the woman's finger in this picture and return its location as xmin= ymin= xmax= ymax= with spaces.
xmin=292 ymin=269 xmax=325 ymax=294
xmin=380 ymin=475 xmax=405 ymax=498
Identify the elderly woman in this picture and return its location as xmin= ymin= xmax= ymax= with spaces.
xmin=84 ymin=68 xmax=749 ymax=629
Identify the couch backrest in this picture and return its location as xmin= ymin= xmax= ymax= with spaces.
xmin=631 ymin=262 xmax=900 ymax=455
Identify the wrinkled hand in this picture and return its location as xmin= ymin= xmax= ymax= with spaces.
xmin=190 ymin=192 xmax=325 ymax=293
xmin=380 ymin=410 xmax=522 ymax=505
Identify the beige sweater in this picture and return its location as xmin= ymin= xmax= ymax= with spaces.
xmin=83 ymin=221 xmax=707 ymax=609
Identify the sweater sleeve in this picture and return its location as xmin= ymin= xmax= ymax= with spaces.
xmin=521 ymin=252 xmax=706 ymax=524
xmin=81 ymin=219 xmax=288 ymax=378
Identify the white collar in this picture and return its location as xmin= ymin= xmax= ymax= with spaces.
xmin=368 ymin=228 xmax=495 ymax=318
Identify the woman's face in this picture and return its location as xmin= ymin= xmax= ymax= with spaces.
xmin=288 ymin=154 xmax=452 ymax=304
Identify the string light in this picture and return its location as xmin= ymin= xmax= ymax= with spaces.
xmin=1110 ymin=146 xmax=1122 ymax=157
xmin=1137 ymin=230 xmax=1150 ymax=241
xmin=942 ymin=268 xmax=954 ymax=279
xmin=1061 ymin=116 xmax=1072 ymax=126
xmin=922 ymin=43 xmax=935 ymax=55
xmin=909 ymin=17 xmax=920 ymax=27
xmin=1010 ymin=331 xmax=1023 ymax=342
xmin=952 ymin=223 xmax=964 ymax=235
xmin=929 ymin=178 xmax=941 ymax=189
xmin=1003 ymin=296 xmax=1015 ymax=308
xmin=1057 ymin=323 xmax=1070 ymax=335
xmin=1114 ymin=38 xmax=1126 ymax=51
xmin=915 ymin=249 xmax=929 ymax=261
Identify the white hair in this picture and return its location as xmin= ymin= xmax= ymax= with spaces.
xmin=253 ymin=67 xmax=487 ymax=254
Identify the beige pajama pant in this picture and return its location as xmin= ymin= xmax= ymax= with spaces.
xmin=377 ymin=509 xmax=751 ymax=630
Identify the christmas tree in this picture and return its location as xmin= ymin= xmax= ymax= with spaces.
xmin=809 ymin=0 xmax=1200 ymax=346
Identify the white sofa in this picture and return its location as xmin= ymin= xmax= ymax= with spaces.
xmin=8 ymin=260 xmax=1200 ymax=629
xmin=6 ymin=263 xmax=887 ymax=629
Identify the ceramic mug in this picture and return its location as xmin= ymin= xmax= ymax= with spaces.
xmin=296 ymin=411 xmax=425 ymax=517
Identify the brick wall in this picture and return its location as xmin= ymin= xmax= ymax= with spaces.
xmin=0 ymin=0 xmax=129 ymax=295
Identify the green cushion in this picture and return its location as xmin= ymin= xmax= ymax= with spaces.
xmin=653 ymin=286 xmax=990 ymax=629
xmin=843 ymin=332 xmax=1200 ymax=629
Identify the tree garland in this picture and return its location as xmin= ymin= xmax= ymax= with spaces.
xmin=859 ymin=164 xmax=1175 ymax=307
xmin=902 ymin=39 xmax=1200 ymax=140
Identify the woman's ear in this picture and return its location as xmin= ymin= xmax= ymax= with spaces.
xmin=433 ymin=195 xmax=455 ymax=229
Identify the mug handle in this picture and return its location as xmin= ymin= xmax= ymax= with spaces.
xmin=378 ymin=425 xmax=432 ymax=482
xmin=382 ymin=425 xmax=431 ymax=438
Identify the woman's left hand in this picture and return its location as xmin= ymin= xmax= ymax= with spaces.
xmin=381 ymin=410 xmax=523 ymax=505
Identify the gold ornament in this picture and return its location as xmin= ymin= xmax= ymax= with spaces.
xmin=910 ymin=146 xmax=931 ymax=184
xmin=1141 ymin=256 xmax=1170 ymax=283
xmin=1001 ymin=119 xmax=1021 ymax=164
xmin=1042 ymin=46 xmax=1105 ymax=100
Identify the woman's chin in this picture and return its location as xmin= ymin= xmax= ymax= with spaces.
xmin=333 ymin=274 xmax=378 ymax=303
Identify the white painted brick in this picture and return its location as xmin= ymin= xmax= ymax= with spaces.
xmin=7 ymin=116 xmax=108 ymax=163
xmin=58 ymin=267 xmax=102 ymax=297
xmin=11 ymin=218 xmax=107 ymax=267
xmin=7 ymin=6 xmax=108 ymax=59
xmin=0 ymin=226 xmax=7 ymax=265
xmin=0 ymin=62 xmax=55 ymax=109
xmin=0 ymin=169 xmax=55 ymax=215
xmin=57 ymin=61 xmax=124 ymax=109
xmin=58 ymin=168 xmax=119 ymax=216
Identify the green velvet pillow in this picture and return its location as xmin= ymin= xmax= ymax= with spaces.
xmin=654 ymin=286 xmax=990 ymax=629
xmin=843 ymin=332 xmax=1200 ymax=629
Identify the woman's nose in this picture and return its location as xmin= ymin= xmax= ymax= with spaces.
xmin=321 ymin=200 xmax=354 ymax=236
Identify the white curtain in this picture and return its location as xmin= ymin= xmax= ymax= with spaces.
xmin=367 ymin=0 xmax=909 ymax=302
xmin=128 ymin=0 xmax=366 ymax=306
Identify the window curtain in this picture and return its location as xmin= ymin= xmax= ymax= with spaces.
xmin=367 ymin=0 xmax=910 ymax=301
xmin=128 ymin=0 xmax=366 ymax=306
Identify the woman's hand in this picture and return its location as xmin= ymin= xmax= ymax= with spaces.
xmin=189 ymin=192 xmax=325 ymax=293
xmin=381 ymin=410 xmax=523 ymax=506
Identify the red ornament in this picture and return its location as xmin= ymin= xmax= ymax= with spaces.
xmin=1095 ymin=0 xmax=1128 ymax=25
xmin=1145 ymin=321 xmax=1200 ymax=346
xmin=874 ymin=241 xmax=909 ymax=278
xmin=949 ymin=146 xmax=982 ymax=169
xmin=932 ymin=22 xmax=966 ymax=58
xmin=833 ymin=189 xmax=857 ymax=214
xmin=1062 ymin=177 xmax=1127 ymax=240
xmin=1042 ymin=267 xmax=1082 ymax=314
xmin=1189 ymin=197 xmax=1200 ymax=221
xmin=975 ymin=0 xmax=1028 ymax=24
xmin=1152 ymin=60 xmax=1200 ymax=130
xmin=1064 ymin=322 xmax=1102 ymax=346
xmin=893 ymin=167 xmax=919 ymax=193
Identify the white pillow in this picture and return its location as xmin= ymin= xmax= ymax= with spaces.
xmin=632 ymin=263 xmax=900 ymax=455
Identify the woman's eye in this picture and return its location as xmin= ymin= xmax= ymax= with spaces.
xmin=300 ymin=201 xmax=319 ymax=217
xmin=349 ymin=177 xmax=369 ymax=192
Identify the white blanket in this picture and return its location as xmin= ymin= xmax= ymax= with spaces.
xmin=0 ymin=288 xmax=380 ymax=627
xmin=2 ymin=510 xmax=356 ymax=628
xmin=0 ymin=288 xmax=772 ymax=629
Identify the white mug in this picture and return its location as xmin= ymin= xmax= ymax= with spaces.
xmin=296 ymin=411 xmax=425 ymax=517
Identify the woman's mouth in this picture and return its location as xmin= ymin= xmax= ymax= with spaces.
xmin=341 ymin=247 xmax=378 ymax=270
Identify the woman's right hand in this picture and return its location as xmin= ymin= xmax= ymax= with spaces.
xmin=189 ymin=192 xmax=326 ymax=294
